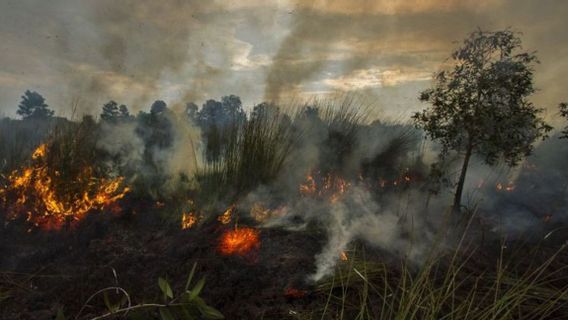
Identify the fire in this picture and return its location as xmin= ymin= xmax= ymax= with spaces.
xmin=340 ymin=251 xmax=348 ymax=261
xmin=32 ymin=143 xmax=47 ymax=159
xmin=0 ymin=144 xmax=129 ymax=230
xmin=299 ymin=171 xmax=351 ymax=203
xmin=377 ymin=174 xmax=415 ymax=189
xmin=299 ymin=174 xmax=317 ymax=195
xmin=181 ymin=212 xmax=198 ymax=229
xmin=218 ymin=227 xmax=260 ymax=256
xmin=496 ymin=182 xmax=515 ymax=192
xmin=218 ymin=205 xmax=234 ymax=224
xmin=250 ymin=203 xmax=287 ymax=222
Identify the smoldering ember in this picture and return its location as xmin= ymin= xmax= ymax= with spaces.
xmin=1 ymin=1 xmax=568 ymax=320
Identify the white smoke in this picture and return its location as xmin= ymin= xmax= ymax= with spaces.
xmin=96 ymin=110 xmax=202 ymax=197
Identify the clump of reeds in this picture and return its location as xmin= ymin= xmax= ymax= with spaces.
xmin=196 ymin=104 xmax=297 ymax=204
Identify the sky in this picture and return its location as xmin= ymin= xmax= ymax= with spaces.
xmin=0 ymin=0 xmax=567 ymax=123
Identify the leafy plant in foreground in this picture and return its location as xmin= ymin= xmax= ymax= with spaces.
xmin=61 ymin=263 xmax=223 ymax=320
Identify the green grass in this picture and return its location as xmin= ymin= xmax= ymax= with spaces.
xmin=307 ymin=237 xmax=568 ymax=320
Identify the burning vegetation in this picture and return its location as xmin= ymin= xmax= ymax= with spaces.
xmin=217 ymin=227 xmax=261 ymax=256
xmin=299 ymin=170 xmax=351 ymax=203
xmin=2 ymin=27 xmax=568 ymax=318
xmin=0 ymin=143 xmax=129 ymax=231
xmin=217 ymin=205 xmax=234 ymax=225
xmin=2 ymin=91 xmax=567 ymax=320
xmin=181 ymin=211 xmax=198 ymax=229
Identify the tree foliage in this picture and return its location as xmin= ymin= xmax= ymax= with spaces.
xmin=413 ymin=29 xmax=551 ymax=211
xmin=559 ymin=102 xmax=568 ymax=139
xmin=100 ymin=100 xmax=132 ymax=122
xmin=17 ymin=90 xmax=54 ymax=119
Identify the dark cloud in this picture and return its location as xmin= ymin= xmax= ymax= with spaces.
xmin=0 ymin=0 xmax=566 ymax=122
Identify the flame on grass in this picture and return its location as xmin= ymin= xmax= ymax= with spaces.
xmin=299 ymin=171 xmax=351 ymax=203
xmin=181 ymin=211 xmax=198 ymax=229
xmin=377 ymin=171 xmax=415 ymax=189
xmin=218 ymin=205 xmax=235 ymax=224
xmin=0 ymin=144 xmax=129 ymax=230
xmin=218 ymin=227 xmax=260 ymax=256
xmin=496 ymin=182 xmax=515 ymax=192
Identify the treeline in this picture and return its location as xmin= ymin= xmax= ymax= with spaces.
xmin=1 ymin=90 xmax=425 ymax=206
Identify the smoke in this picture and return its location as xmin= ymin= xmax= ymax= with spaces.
xmin=97 ymin=109 xmax=202 ymax=198
xmin=310 ymin=187 xmax=408 ymax=281
xmin=153 ymin=111 xmax=203 ymax=194
xmin=91 ymin=94 xmax=568 ymax=281
xmin=264 ymin=2 xmax=332 ymax=102
xmin=231 ymin=106 xmax=440 ymax=281
xmin=470 ymin=134 xmax=568 ymax=235
xmin=97 ymin=120 xmax=145 ymax=169
xmin=262 ymin=0 xmax=495 ymax=103
xmin=83 ymin=0 xmax=226 ymax=110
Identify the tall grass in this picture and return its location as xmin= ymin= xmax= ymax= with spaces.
xmin=196 ymin=106 xmax=298 ymax=205
xmin=309 ymin=238 xmax=568 ymax=319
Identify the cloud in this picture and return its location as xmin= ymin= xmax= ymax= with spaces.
xmin=296 ymin=0 xmax=503 ymax=14
xmin=0 ymin=0 xmax=567 ymax=121
xmin=230 ymin=39 xmax=272 ymax=71
xmin=322 ymin=67 xmax=431 ymax=91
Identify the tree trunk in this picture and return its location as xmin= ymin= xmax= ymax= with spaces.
xmin=452 ymin=143 xmax=473 ymax=214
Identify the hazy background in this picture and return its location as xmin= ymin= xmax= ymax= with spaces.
xmin=0 ymin=0 xmax=566 ymax=123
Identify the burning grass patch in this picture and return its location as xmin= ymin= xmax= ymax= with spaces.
xmin=217 ymin=227 xmax=261 ymax=257
xmin=0 ymin=122 xmax=129 ymax=231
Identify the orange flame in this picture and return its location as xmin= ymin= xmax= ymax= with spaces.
xmin=0 ymin=144 xmax=129 ymax=230
xmin=299 ymin=174 xmax=317 ymax=195
xmin=218 ymin=205 xmax=234 ymax=224
xmin=496 ymin=182 xmax=515 ymax=192
xmin=299 ymin=171 xmax=351 ymax=203
xmin=218 ymin=227 xmax=260 ymax=256
xmin=181 ymin=212 xmax=198 ymax=229
xmin=340 ymin=251 xmax=348 ymax=261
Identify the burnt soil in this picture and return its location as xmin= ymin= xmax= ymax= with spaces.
xmin=3 ymin=203 xmax=568 ymax=320
xmin=0 ymin=206 xmax=326 ymax=320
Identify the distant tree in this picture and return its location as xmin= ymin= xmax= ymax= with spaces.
xmin=198 ymin=99 xmax=223 ymax=127
xmin=559 ymin=102 xmax=568 ymax=139
xmin=119 ymin=104 xmax=130 ymax=118
xmin=221 ymin=95 xmax=246 ymax=124
xmin=100 ymin=100 xmax=131 ymax=122
xmin=197 ymin=95 xmax=246 ymax=128
xmin=150 ymin=100 xmax=167 ymax=115
xmin=196 ymin=96 xmax=247 ymax=161
xmin=17 ymin=90 xmax=54 ymax=119
xmin=413 ymin=29 xmax=551 ymax=213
